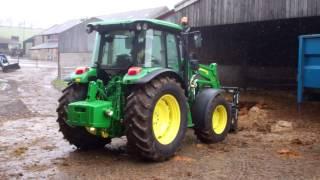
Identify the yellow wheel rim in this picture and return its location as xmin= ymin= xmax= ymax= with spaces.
xmin=212 ymin=105 xmax=228 ymax=135
xmin=152 ymin=94 xmax=181 ymax=145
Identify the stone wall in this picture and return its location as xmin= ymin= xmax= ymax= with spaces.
xmin=30 ymin=48 xmax=58 ymax=61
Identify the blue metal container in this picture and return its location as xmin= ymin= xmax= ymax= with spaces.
xmin=297 ymin=34 xmax=320 ymax=103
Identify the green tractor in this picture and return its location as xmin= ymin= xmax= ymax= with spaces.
xmin=57 ymin=19 xmax=239 ymax=161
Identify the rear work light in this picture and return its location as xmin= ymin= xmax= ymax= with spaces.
xmin=128 ymin=67 xmax=142 ymax=76
xmin=75 ymin=67 xmax=89 ymax=75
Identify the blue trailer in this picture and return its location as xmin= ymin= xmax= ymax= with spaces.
xmin=297 ymin=34 xmax=320 ymax=103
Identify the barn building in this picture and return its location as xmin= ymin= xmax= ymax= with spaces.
xmin=162 ymin=0 xmax=320 ymax=88
xmin=26 ymin=6 xmax=170 ymax=78
xmin=0 ymin=36 xmax=20 ymax=55
xmin=28 ymin=18 xmax=99 ymax=62
xmin=58 ymin=6 xmax=169 ymax=78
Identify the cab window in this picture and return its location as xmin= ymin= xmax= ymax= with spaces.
xmin=166 ymin=33 xmax=180 ymax=70
xmin=137 ymin=29 xmax=165 ymax=67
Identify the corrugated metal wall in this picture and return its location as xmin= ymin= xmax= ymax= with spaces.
xmin=171 ymin=0 xmax=320 ymax=27
xmin=190 ymin=16 xmax=320 ymax=88
xmin=59 ymin=18 xmax=100 ymax=53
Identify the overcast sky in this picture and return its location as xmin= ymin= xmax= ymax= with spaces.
xmin=0 ymin=0 xmax=182 ymax=29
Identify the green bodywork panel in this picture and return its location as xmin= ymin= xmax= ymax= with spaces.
xmin=189 ymin=63 xmax=220 ymax=101
xmin=122 ymin=67 xmax=161 ymax=84
xmin=68 ymin=100 xmax=112 ymax=128
xmin=67 ymin=76 xmax=124 ymax=138
xmin=197 ymin=63 xmax=220 ymax=88
xmin=186 ymin=63 xmax=221 ymax=127
xmin=67 ymin=67 xmax=164 ymax=137
xmin=70 ymin=68 xmax=97 ymax=83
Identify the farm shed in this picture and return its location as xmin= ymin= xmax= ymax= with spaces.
xmin=162 ymin=0 xmax=320 ymax=88
xmin=28 ymin=18 xmax=100 ymax=62
xmin=58 ymin=6 xmax=170 ymax=78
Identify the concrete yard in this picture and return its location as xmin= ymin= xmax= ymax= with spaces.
xmin=0 ymin=60 xmax=319 ymax=179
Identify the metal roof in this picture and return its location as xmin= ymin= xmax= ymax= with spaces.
xmin=174 ymin=0 xmax=199 ymax=11
xmin=89 ymin=19 xmax=183 ymax=31
xmin=97 ymin=6 xmax=169 ymax=20
xmin=40 ymin=19 xmax=83 ymax=35
xmin=23 ymin=36 xmax=35 ymax=43
xmin=30 ymin=42 xmax=58 ymax=50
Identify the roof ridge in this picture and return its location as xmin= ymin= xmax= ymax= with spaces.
xmin=40 ymin=19 xmax=83 ymax=35
xmin=97 ymin=6 xmax=169 ymax=20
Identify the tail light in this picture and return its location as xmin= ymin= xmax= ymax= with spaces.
xmin=75 ymin=67 xmax=89 ymax=75
xmin=128 ymin=67 xmax=142 ymax=76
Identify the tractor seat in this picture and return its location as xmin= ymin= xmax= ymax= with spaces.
xmin=115 ymin=54 xmax=132 ymax=70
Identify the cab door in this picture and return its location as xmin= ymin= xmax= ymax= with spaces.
xmin=166 ymin=33 xmax=181 ymax=73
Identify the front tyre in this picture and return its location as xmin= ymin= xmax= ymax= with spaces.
xmin=125 ymin=77 xmax=188 ymax=161
xmin=192 ymin=90 xmax=231 ymax=144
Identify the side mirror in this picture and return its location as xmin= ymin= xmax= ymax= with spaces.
xmin=190 ymin=59 xmax=199 ymax=70
xmin=86 ymin=25 xmax=94 ymax=34
xmin=194 ymin=33 xmax=202 ymax=48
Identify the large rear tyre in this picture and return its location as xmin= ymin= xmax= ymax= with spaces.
xmin=125 ymin=77 xmax=188 ymax=161
xmin=56 ymin=84 xmax=111 ymax=150
xmin=192 ymin=90 xmax=231 ymax=144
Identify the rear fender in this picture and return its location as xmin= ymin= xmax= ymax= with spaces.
xmin=123 ymin=68 xmax=185 ymax=88
xmin=69 ymin=68 xmax=97 ymax=83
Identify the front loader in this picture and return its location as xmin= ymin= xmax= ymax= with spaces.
xmin=57 ymin=19 xmax=239 ymax=161
xmin=0 ymin=54 xmax=20 ymax=73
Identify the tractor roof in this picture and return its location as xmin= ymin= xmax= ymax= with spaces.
xmin=88 ymin=19 xmax=183 ymax=32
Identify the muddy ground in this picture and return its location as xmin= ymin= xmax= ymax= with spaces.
xmin=0 ymin=60 xmax=319 ymax=180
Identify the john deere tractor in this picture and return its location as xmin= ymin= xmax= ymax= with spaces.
xmin=57 ymin=19 xmax=239 ymax=161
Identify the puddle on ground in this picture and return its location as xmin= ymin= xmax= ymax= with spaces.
xmin=0 ymin=82 xmax=10 ymax=91
xmin=0 ymin=100 xmax=32 ymax=120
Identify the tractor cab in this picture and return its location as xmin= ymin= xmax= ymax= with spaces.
xmin=87 ymin=20 xmax=184 ymax=78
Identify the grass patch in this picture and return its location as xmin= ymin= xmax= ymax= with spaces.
xmin=52 ymin=79 xmax=68 ymax=91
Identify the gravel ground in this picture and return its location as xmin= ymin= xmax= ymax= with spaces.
xmin=0 ymin=60 xmax=319 ymax=180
